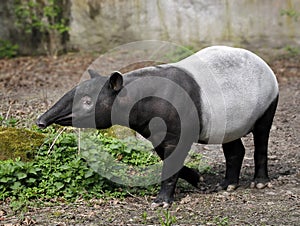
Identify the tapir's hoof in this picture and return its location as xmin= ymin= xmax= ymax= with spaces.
xmin=250 ymin=181 xmax=272 ymax=189
xmin=151 ymin=201 xmax=170 ymax=209
xmin=215 ymin=181 xmax=239 ymax=192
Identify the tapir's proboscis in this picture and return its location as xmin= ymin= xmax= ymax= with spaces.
xmin=37 ymin=46 xmax=279 ymax=208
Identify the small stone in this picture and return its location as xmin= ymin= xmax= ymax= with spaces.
xmin=0 ymin=209 xmax=6 ymax=217
xmin=150 ymin=202 xmax=161 ymax=209
xmin=180 ymin=195 xmax=192 ymax=204
xmin=222 ymin=191 xmax=229 ymax=195
xmin=250 ymin=182 xmax=256 ymax=189
xmin=268 ymin=155 xmax=278 ymax=160
xmin=256 ymin=183 xmax=266 ymax=189
xmin=278 ymin=176 xmax=284 ymax=181
xmin=227 ymin=184 xmax=237 ymax=191
xmin=203 ymin=145 xmax=210 ymax=150
xmin=271 ymin=125 xmax=277 ymax=131
xmin=162 ymin=202 xmax=170 ymax=208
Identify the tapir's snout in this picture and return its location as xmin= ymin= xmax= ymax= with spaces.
xmin=36 ymin=90 xmax=75 ymax=129
xmin=36 ymin=120 xmax=46 ymax=129
xmin=36 ymin=116 xmax=49 ymax=129
xmin=36 ymin=111 xmax=74 ymax=129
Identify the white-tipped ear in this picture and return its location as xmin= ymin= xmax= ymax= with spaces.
xmin=88 ymin=69 xmax=102 ymax=78
xmin=109 ymin=71 xmax=123 ymax=91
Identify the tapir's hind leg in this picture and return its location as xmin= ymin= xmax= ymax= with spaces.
xmin=218 ymin=138 xmax=245 ymax=191
xmin=251 ymin=96 xmax=278 ymax=189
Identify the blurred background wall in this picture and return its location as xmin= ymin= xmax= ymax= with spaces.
xmin=1 ymin=0 xmax=299 ymax=54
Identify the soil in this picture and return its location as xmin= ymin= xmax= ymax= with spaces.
xmin=0 ymin=52 xmax=299 ymax=225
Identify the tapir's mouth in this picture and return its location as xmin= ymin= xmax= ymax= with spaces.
xmin=55 ymin=113 xmax=74 ymax=125
xmin=37 ymin=113 xmax=74 ymax=129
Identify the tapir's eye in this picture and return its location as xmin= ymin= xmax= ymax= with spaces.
xmin=82 ymin=96 xmax=93 ymax=109
xmin=84 ymin=99 xmax=92 ymax=105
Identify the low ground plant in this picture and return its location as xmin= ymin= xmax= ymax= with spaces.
xmin=0 ymin=126 xmax=159 ymax=211
xmin=0 ymin=123 xmax=207 ymax=212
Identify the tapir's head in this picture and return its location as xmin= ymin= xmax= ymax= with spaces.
xmin=36 ymin=69 xmax=123 ymax=129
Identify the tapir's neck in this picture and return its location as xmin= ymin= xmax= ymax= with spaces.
xmin=120 ymin=65 xmax=199 ymax=140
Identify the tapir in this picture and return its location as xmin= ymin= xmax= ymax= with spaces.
xmin=36 ymin=46 xmax=279 ymax=207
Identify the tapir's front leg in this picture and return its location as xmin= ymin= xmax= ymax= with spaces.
xmin=152 ymin=141 xmax=191 ymax=208
xmin=151 ymin=143 xmax=179 ymax=208
xmin=151 ymin=164 xmax=201 ymax=208
xmin=152 ymin=172 xmax=179 ymax=208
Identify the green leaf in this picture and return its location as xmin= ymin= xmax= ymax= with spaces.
xmin=10 ymin=181 xmax=22 ymax=190
xmin=28 ymin=167 xmax=41 ymax=175
xmin=60 ymin=165 xmax=71 ymax=170
xmin=53 ymin=172 xmax=62 ymax=178
xmin=16 ymin=172 xmax=27 ymax=180
xmin=64 ymin=177 xmax=71 ymax=183
xmin=0 ymin=177 xmax=11 ymax=183
xmin=54 ymin=182 xmax=64 ymax=190
xmin=27 ymin=178 xmax=36 ymax=183
xmin=84 ymin=170 xmax=94 ymax=179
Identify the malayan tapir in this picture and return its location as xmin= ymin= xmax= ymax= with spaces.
xmin=36 ymin=46 xmax=279 ymax=207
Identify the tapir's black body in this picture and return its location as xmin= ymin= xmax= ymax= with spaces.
xmin=37 ymin=46 xmax=279 ymax=207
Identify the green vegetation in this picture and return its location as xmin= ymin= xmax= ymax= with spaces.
xmin=13 ymin=0 xmax=69 ymax=56
xmin=0 ymin=115 xmax=18 ymax=127
xmin=284 ymin=45 xmax=300 ymax=56
xmin=0 ymin=117 xmax=207 ymax=214
xmin=164 ymin=45 xmax=195 ymax=62
xmin=281 ymin=8 xmax=300 ymax=21
xmin=280 ymin=8 xmax=300 ymax=56
xmin=86 ymin=132 xmax=158 ymax=166
xmin=186 ymin=150 xmax=213 ymax=174
xmin=81 ymin=129 xmax=162 ymax=186
xmin=141 ymin=211 xmax=148 ymax=224
xmin=0 ymin=39 xmax=19 ymax=59
xmin=212 ymin=216 xmax=230 ymax=226
xmin=0 ymin=125 xmax=160 ymax=211
xmin=159 ymin=210 xmax=177 ymax=226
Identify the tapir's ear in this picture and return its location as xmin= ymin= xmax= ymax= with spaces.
xmin=88 ymin=69 xmax=102 ymax=78
xmin=109 ymin=71 xmax=123 ymax=91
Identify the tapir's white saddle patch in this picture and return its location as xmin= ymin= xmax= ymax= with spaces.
xmin=173 ymin=46 xmax=279 ymax=144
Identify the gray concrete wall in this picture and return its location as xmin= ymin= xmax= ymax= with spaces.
xmin=1 ymin=0 xmax=299 ymax=53
xmin=69 ymin=0 xmax=300 ymax=51
xmin=0 ymin=0 xmax=13 ymax=41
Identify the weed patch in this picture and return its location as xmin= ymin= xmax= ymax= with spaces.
xmin=0 ymin=126 xmax=159 ymax=211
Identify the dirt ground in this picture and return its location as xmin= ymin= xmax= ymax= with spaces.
xmin=0 ymin=52 xmax=299 ymax=225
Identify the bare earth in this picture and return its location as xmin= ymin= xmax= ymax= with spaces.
xmin=0 ymin=53 xmax=299 ymax=225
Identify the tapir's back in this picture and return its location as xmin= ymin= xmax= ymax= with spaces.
xmin=173 ymin=46 xmax=279 ymax=144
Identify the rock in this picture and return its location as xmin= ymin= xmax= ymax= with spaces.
xmin=101 ymin=125 xmax=136 ymax=139
xmin=0 ymin=127 xmax=45 ymax=161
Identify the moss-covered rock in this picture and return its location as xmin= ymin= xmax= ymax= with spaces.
xmin=0 ymin=127 xmax=45 ymax=161
xmin=101 ymin=125 xmax=136 ymax=139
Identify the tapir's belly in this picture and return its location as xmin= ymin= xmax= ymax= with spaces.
xmin=173 ymin=46 xmax=279 ymax=144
